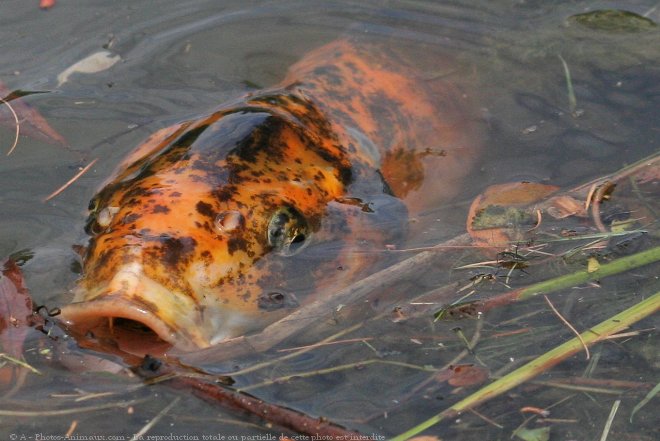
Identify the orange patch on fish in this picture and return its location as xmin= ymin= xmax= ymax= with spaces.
xmin=60 ymin=40 xmax=481 ymax=352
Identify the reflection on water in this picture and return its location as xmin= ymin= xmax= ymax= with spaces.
xmin=0 ymin=1 xmax=658 ymax=439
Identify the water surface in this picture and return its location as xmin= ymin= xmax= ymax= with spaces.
xmin=0 ymin=1 xmax=658 ymax=440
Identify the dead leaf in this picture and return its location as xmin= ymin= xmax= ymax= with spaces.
xmin=381 ymin=147 xmax=425 ymax=198
xmin=447 ymin=364 xmax=489 ymax=387
xmin=0 ymin=258 xmax=44 ymax=392
xmin=474 ymin=182 xmax=559 ymax=206
xmin=467 ymin=182 xmax=559 ymax=248
xmin=0 ymin=258 xmax=38 ymax=358
xmin=435 ymin=364 xmax=489 ymax=387
xmin=0 ymin=82 xmax=67 ymax=146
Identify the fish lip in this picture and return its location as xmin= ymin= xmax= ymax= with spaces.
xmin=59 ymin=294 xmax=209 ymax=353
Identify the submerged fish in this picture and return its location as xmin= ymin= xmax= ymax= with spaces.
xmin=60 ymin=40 xmax=479 ymax=352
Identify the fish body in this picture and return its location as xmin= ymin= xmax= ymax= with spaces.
xmin=60 ymin=40 xmax=479 ymax=352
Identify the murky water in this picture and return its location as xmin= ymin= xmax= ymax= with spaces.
xmin=1 ymin=1 xmax=658 ymax=440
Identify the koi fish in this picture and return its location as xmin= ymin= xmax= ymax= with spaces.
xmin=60 ymin=40 xmax=479 ymax=352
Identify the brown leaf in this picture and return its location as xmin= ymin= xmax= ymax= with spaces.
xmin=0 ymin=81 xmax=67 ymax=146
xmin=467 ymin=182 xmax=559 ymax=248
xmin=435 ymin=364 xmax=489 ymax=387
xmin=447 ymin=364 xmax=489 ymax=387
xmin=381 ymin=147 xmax=425 ymax=198
xmin=0 ymin=258 xmax=43 ymax=390
xmin=475 ymin=182 xmax=559 ymax=206
xmin=0 ymin=259 xmax=36 ymax=358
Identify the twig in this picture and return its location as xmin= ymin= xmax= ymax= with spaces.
xmin=0 ymin=398 xmax=147 ymax=416
xmin=276 ymin=337 xmax=374 ymax=352
xmin=591 ymin=182 xmax=615 ymax=233
xmin=585 ymin=184 xmax=597 ymax=210
xmin=43 ymin=158 xmax=98 ymax=202
xmin=469 ymin=408 xmax=503 ymax=429
xmin=544 ymin=295 xmax=589 ymax=360
xmin=0 ymin=353 xmax=41 ymax=375
xmin=1 ymin=96 xmax=20 ymax=155
xmin=238 ymin=359 xmax=436 ymax=393
xmin=464 ymin=245 xmax=660 ymax=315
xmin=390 ymin=290 xmax=660 ymax=440
xmin=133 ymin=396 xmax=181 ymax=439
xmin=571 ymin=151 xmax=660 ymax=198
xmin=226 ymin=322 xmax=364 ymax=377
xmin=65 ymin=420 xmax=78 ymax=438
xmin=168 ymin=375 xmax=364 ymax=438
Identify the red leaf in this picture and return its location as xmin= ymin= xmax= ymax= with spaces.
xmin=0 ymin=258 xmax=43 ymax=388
xmin=0 ymin=259 xmax=37 ymax=358
xmin=0 ymin=81 xmax=67 ymax=147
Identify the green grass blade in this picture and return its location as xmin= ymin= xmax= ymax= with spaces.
xmin=392 ymin=290 xmax=660 ymax=440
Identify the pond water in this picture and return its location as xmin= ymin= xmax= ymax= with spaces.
xmin=0 ymin=1 xmax=658 ymax=440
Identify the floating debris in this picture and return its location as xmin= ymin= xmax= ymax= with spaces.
xmin=568 ymin=9 xmax=657 ymax=32
xmin=57 ymin=50 xmax=121 ymax=87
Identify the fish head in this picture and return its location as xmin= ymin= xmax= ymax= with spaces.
xmin=61 ymin=100 xmax=356 ymax=352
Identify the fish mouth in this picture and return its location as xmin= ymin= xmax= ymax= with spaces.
xmin=60 ymin=293 xmax=210 ymax=355
xmin=60 ymin=262 xmax=264 ymax=354
xmin=59 ymin=260 xmax=219 ymax=355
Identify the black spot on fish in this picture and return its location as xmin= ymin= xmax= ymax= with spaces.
xmin=122 ymin=213 xmax=140 ymax=225
xmin=213 ymin=186 xmax=237 ymax=203
xmin=227 ymin=236 xmax=248 ymax=255
xmin=196 ymin=201 xmax=215 ymax=218
xmin=153 ymin=205 xmax=171 ymax=214
xmin=200 ymin=250 xmax=213 ymax=264
xmin=160 ymin=236 xmax=197 ymax=269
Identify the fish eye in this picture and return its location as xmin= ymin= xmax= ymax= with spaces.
xmin=267 ymin=206 xmax=310 ymax=256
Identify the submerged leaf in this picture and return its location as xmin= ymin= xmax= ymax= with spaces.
xmin=0 ymin=258 xmax=35 ymax=358
xmin=466 ymin=182 xmax=559 ymax=248
xmin=568 ymin=10 xmax=657 ymax=32
xmin=513 ymin=426 xmax=550 ymax=441
xmin=0 ymin=258 xmax=44 ymax=392
xmin=0 ymin=81 xmax=67 ymax=146
xmin=57 ymin=50 xmax=121 ymax=87
xmin=587 ymin=256 xmax=600 ymax=273
xmin=447 ymin=364 xmax=489 ymax=387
